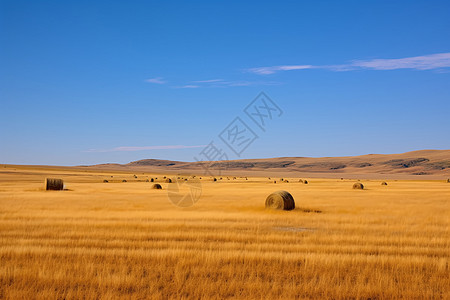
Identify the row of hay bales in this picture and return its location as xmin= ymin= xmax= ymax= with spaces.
xmin=44 ymin=177 xmax=449 ymax=191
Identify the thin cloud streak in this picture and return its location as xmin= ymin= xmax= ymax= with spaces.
xmin=85 ymin=145 xmax=206 ymax=153
xmin=146 ymin=77 xmax=167 ymax=84
xmin=247 ymin=53 xmax=450 ymax=74
xmin=247 ymin=65 xmax=315 ymax=75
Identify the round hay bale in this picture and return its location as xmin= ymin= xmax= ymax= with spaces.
xmin=274 ymin=180 xmax=277 ymax=183
xmin=447 ymin=179 xmax=450 ymax=183
xmin=353 ymin=182 xmax=364 ymax=189
xmin=381 ymin=181 xmax=388 ymax=186
xmin=303 ymin=180 xmax=308 ymax=184
xmin=150 ymin=178 xmax=154 ymax=182
xmin=122 ymin=180 xmax=127 ymax=182
xmin=265 ymin=190 xmax=295 ymax=211
xmin=163 ymin=176 xmax=167 ymax=179
xmin=165 ymin=178 xmax=172 ymax=183
xmin=285 ymin=180 xmax=289 ymax=183
xmin=45 ymin=178 xmax=64 ymax=190
xmin=151 ymin=183 xmax=162 ymax=189
xmin=103 ymin=179 xmax=109 ymax=183
xmin=213 ymin=178 xmax=217 ymax=182
xmin=133 ymin=175 xmax=137 ymax=178
xmin=298 ymin=179 xmax=303 ymax=183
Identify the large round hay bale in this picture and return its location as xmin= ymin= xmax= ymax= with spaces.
xmin=381 ymin=181 xmax=388 ymax=186
xmin=353 ymin=182 xmax=364 ymax=189
xmin=152 ymin=183 xmax=162 ymax=189
xmin=45 ymin=178 xmax=64 ymax=190
xmin=265 ymin=190 xmax=295 ymax=211
xmin=165 ymin=178 xmax=172 ymax=183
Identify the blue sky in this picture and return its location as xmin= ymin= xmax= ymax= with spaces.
xmin=1 ymin=0 xmax=450 ymax=165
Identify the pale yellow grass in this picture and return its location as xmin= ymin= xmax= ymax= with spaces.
xmin=0 ymin=166 xmax=449 ymax=299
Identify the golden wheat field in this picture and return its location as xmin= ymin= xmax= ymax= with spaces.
xmin=0 ymin=165 xmax=449 ymax=299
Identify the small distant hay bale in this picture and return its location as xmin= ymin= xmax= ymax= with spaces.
xmin=152 ymin=184 xmax=162 ymax=189
xmin=265 ymin=190 xmax=295 ymax=211
xmin=199 ymin=177 xmax=202 ymax=179
xmin=285 ymin=180 xmax=289 ymax=183
xmin=353 ymin=182 xmax=364 ymax=189
xmin=213 ymin=178 xmax=217 ymax=182
xmin=298 ymin=179 xmax=303 ymax=183
xmin=274 ymin=180 xmax=277 ymax=183
xmin=184 ymin=178 xmax=188 ymax=181
xmin=150 ymin=178 xmax=154 ymax=182
xmin=303 ymin=180 xmax=308 ymax=184
xmin=163 ymin=176 xmax=167 ymax=179
xmin=103 ymin=179 xmax=109 ymax=183
xmin=280 ymin=178 xmax=284 ymax=181
xmin=447 ymin=179 xmax=450 ymax=183
xmin=111 ymin=176 xmax=113 ymax=178
xmin=133 ymin=175 xmax=137 ymax=178
xmin=220 ymin=177 xmax=222 ymax=180
xmin=341 ymin=178 xmax=344 ymax=180
xmin=122 ymin=180 xmax=127 ymax=182
xmin=165 ymin=178 xmax=172 ymax=183
xmin=381 ymin=181 xmax=388 ymax=186
xmin=45 ymin=178 xmax=64 ymax=190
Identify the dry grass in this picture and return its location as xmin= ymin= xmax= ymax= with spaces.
xmin=0 ymin=166 xmax=449 ymax=299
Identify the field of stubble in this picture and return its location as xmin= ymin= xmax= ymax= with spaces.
xmin=0 ymin=166 xmax=449 ymax=299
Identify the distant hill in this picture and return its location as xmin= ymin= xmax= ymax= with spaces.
xmin=85 ymin=150 xmax=450 ymax=178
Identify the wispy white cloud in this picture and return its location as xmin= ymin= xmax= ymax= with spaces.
xmin=247 ymin=65 xmax=315 ymax=75
xmin=146 ymin=77 xmax=167 ymax=84
xmin=173 ymin=85 xmax=200 ymax=89
xmin=351 ymin=53 xmax=450 ymax=70
xmin=85 ymin=145 xmax=206 ymax=153
xmin=247 ymin=53 xmax=450 ymax=74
